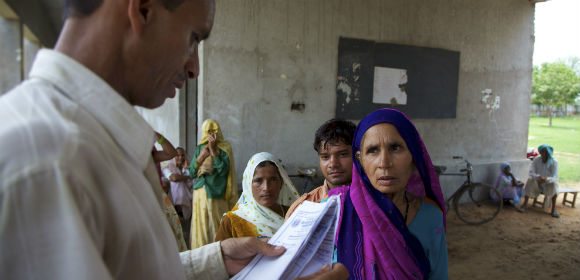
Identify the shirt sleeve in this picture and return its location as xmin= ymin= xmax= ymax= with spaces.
xmin=163 ymin=165 xmax=174 ymax=179
xmin=529 ymin=158 xmax=540 ymax=179
xmin=180 ymin=242 xmax=229 ymax=280
xmin=0 ymin=169 xmax=112 ymax=280
xmin=546 ymin=160 xmax=558 ymax=183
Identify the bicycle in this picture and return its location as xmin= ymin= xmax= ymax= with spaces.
xmin=435 ymin=156 xmax=502 ymax=225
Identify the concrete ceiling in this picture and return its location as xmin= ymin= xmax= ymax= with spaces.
xmin=2 ymin=0 xmax=550 ymax=48
xmin=2 ymin=0 xmax=63 ymax=47
xmin=0 ymin=0 xmax=18 ymax=19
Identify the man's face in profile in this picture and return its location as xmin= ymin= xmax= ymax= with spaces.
xmin=127 ymin=0 xmax=215 ymax=109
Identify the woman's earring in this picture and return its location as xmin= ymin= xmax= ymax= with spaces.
xmin=355 ymin=152 xmax=361 ymax=161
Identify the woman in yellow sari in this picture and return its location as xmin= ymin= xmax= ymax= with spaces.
xmin=215 ymin=152 xmax=299 ymax=240
xmin=189 ymin=119 xmax=237 ymax=248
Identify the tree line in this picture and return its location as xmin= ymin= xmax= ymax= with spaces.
xmin=532 ymin=57 xmax=580 ymax=126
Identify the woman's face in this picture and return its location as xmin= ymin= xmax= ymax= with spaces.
xmin=251 ymin=163 xmax=283 ymax=208
xmin=358 ymin=123 xmax=415 ymax=195
xmin=175 ymin=148 xmax=186 ymax=166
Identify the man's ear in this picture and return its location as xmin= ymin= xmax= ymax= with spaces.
xmin=127 ymin=0 xmax=154 ymax=35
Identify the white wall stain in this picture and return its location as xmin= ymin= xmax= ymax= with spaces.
xmin=336 ymin=80 xmax=352 ymax=103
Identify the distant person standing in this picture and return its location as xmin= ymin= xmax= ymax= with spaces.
xmin=152 ymin=131 xmax=178 ymax=191
xmin=153 ymin=133 xmax=188 ymax=252
xmin=521 ymin=144 xmax=560 ymax=218
xmin=189 ymin=119 xmax=237 ymax=248
xmin=164 ymin=147 xmax=193 ymax=220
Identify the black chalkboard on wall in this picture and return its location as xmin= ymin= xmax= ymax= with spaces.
xmin=335 ymin=37 xmax=460 ymax=119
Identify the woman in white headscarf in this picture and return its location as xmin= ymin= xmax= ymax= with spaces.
xmin=215 ymin=152 xmax=299 ymax=240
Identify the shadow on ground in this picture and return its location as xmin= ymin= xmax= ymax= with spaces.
xmin=448 ymin=185 xmax=580 ymax=280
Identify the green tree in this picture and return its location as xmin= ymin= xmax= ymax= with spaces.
xmin=562 ymin=56 xmax=580 ymax=76
xmin=532 ymin=62 xmax=580 ymax=126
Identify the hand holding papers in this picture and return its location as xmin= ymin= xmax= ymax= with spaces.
xmin=232 ymin=195 xmax=341 ymax=280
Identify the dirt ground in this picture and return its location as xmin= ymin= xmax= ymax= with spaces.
xmin=448 ymin=184 xmax=580 ymax=280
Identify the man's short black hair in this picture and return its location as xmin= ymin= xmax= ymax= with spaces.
xmin=65 ymin=0 xmax=185 ymax=18
xmin=313 ymin=119 xmax=356 ymax=153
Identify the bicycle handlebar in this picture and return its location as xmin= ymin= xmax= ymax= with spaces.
xmin=438 ymin=157 xmax=472 ymax=175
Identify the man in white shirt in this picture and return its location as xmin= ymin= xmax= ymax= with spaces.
xmin=0 ymin=0 xmax=347 ymax=279
xmin=521 ymin=144 xmax=560 ymax=218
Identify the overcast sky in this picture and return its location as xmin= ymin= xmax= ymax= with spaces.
xmin=533 ymin=0 xmax=580 ymax=65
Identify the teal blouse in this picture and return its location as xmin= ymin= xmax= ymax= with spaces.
xmin=189 ymin=144 xmax=229 ymax=199
xmin=331 ymin=201 xmax=449 ymax=280
xmin=408 ymin=202 xmax=449 ymax=280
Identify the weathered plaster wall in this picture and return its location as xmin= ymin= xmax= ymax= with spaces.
xmin=23 ymin=38 xmax=39 ymax=79
xmin=137 ymin=93 xmax=182 ymax=151
xmin=199 ymin=0 xmax=535 ymax=187
xmin=0 ymin=18 xmax=20 ymax=94
xmin=1 ymin=18 xmax=40 ymax=95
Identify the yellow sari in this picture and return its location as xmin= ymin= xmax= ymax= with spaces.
xmin=198 ymin=119 xmax=238 ymax=207
xmin=190 ymin=119 xmax=238 ymax=248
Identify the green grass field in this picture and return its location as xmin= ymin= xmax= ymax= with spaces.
xmin=528 ymin=116 xmax=580 ymax=184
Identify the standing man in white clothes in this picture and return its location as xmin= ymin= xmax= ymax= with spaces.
xmin=0 ymin=0 xmax=347 ymax=279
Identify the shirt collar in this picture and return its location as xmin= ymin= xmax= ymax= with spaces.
xmin=29 ymin=49 xmax=154 ymax=171
xmin=321 ymin=180 xmax=331 ymax=193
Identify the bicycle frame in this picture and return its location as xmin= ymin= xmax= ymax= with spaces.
xmin=438 ymin=157 xmax=502 ymax=225
xmin=440 ymin=159 xmax=473 ymax=207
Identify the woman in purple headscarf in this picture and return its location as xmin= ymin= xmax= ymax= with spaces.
xmin=329 ymin=108 xmax=448 ymax=279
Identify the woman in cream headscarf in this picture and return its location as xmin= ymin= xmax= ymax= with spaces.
xmin=215 ymin=152 xmax=299 ymax=240
xmin=189 ymin=119 xmax=237 ymax=248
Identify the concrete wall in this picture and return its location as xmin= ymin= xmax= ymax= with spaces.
xmin=196 ymin=0 xmax=535 ymax=189
xmin=23 ymin=37 xmax=40 ymax=79
xmin=136 ymin=93 xmax=183 ymax=152
xmin=0 ymin=17 xmax=20 ymax=94
xmin=1 ymin=18 xmax=40 ymax=95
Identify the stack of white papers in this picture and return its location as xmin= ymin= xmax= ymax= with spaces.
xmin=232 ymin=195 xmax=341 ymax=280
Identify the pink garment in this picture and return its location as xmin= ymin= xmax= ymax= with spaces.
xmin=163 ymin=159 xmax=193 ymax=219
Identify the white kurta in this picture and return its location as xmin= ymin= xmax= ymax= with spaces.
xmin=525 ymin=156 xmax=559 ymax=209
xmin=0 ymin=50 xmax=228 ymax=280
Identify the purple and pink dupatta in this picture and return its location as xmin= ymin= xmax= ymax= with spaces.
xmin=329 ymin=109 xmax=446 ymax=280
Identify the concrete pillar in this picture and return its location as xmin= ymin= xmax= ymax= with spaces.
xmin=0 ymin=17 xmax=21 ymax=94
xmin=23 ymin=37 xmax=40 ymax=79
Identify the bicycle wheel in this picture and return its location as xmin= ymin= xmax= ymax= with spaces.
xmin=453 ymin=183 xmax=502 ymax=225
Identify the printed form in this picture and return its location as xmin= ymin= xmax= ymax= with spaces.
xmin=232 ymin=195 xmax=341 ymax=280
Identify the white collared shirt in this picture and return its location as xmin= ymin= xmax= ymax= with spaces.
xmin=0 ymin=50 xmax=227 ymax=280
